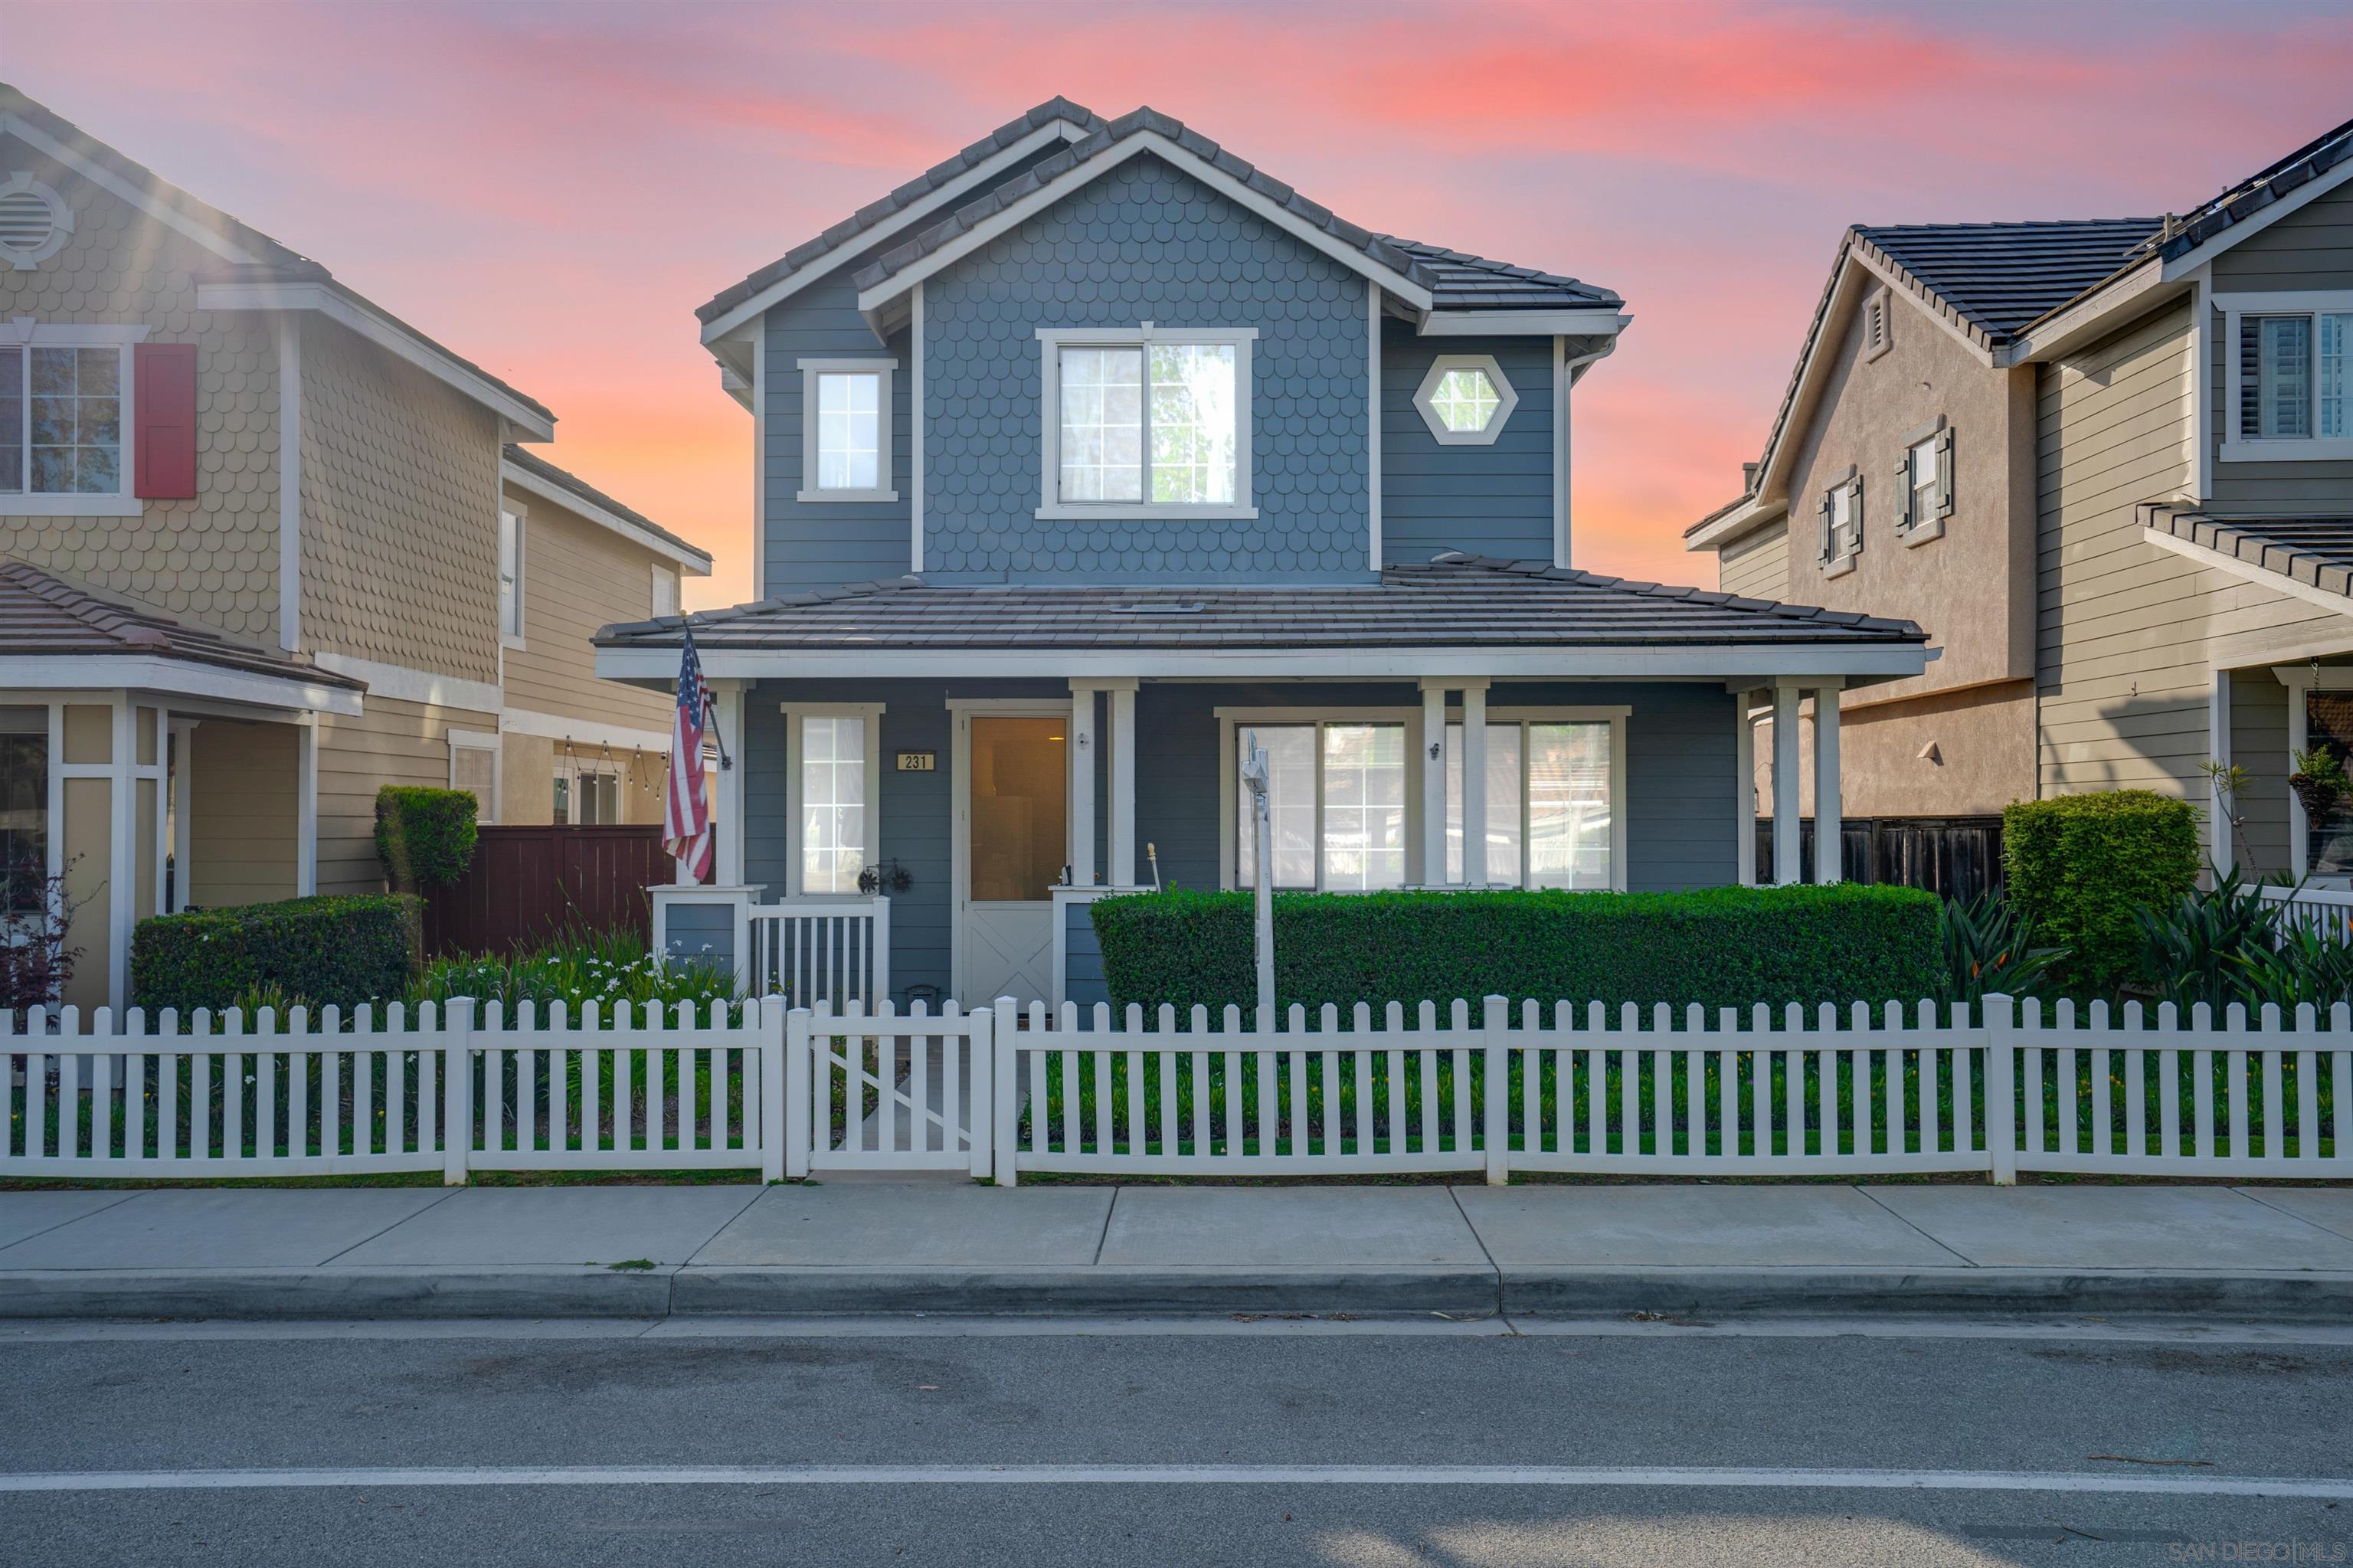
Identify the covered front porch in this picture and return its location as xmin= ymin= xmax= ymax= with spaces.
xmin=600 ymin=556 xmax=1929 ymax=1010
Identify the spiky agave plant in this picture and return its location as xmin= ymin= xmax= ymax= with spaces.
xmin=1938 ymin=892 xmax=2067 ymax=1006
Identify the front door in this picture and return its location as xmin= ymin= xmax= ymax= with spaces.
xmin=957 ymin=712 xmax=1069 ymax=1005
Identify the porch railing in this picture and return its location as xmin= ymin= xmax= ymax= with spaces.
xmin=748 ymin=897 xmax=890 ymax=1012
xmin=2260 ymin=885 xmax=2353 ymax=946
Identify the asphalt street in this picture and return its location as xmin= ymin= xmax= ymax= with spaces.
xmin=5 ymin=1315 xmax=2350 ymax=1565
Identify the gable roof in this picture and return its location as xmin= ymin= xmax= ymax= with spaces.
xmin=849 ymin=106 xmax=1443 ymax=313
xmin=0 ymin=84 xmax=554 ymax=436
xmin=2155 ymin=113 xmax=2353 ymax=264
xmin=1853 ymin=220 xmax=2162 ymax=349
xmin=500 ymin=446 xmax=712 ymax=574
xmin=0 ymin=558 xmax=365 ymax=709
xmin=1379 ymin=238 xmax=1622 ymax=312
xmin=597 ymin=553 xmax=1923 ymax=663
xmin=696 ymin=97 xmax=1105 ymax=336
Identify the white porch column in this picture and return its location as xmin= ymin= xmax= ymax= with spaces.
xmin=2211 ymin=669 xmax=2237 ymax=872
xmin=1419 ymin=680 xmax=1447 ymax=884
xmin=1108 ymin=681 xmax=1137 ymax=887
xmin=712 ymin=680 xmax=746 ymax=887
xmin=1772 ymin=681 xmax=1802 ymax=886
xmin=1067 ymin=681 xmax=1098 ymax=887
xmin=1733 ymin=689 xmax=1757 ymax=887
xmin=1811 ymin=685 xmax=1841 ymax=885
xmin=296 ymin=713 xmax=319 ymax=895
xmin=1461 ymin=680 xmax=1489 ymax=887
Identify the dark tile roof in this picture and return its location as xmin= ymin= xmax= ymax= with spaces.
xmin=0 ymin=86 xmax=553 ymax=427
xmin=2157 ymin=114 xmax=2353 ymax=264
xmin=2142 ymin=505 xmax=2353 ymax=601
xmin=1853 ymin=220 xmax=2162 ymax=345
xmin=501 ymin=445 xmax=709 ymax=566
xmin=695 ymin=98 xmax=1108 ymax=326
xmin=853 ymin=106 xmax=1443 ymax=300
xmin=597 ymin=553 xmax=1923 ymax=653
xmin=0 ymin=560 xmax=367 ymax=689
xmin=1377 ymin=238 xmax=1621 ymax=312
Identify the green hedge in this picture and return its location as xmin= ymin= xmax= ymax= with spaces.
xmin=1088 ymin=885 xmax=1943 ymax=1016
xmin=2003 ymin=791 xmax=2200 ymax=998
xmin=374 ymin=785 xmax=478 ymax=891
xmin=131 ymin=894 xmax=422 ymax=1014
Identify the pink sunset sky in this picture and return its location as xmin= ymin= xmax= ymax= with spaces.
xmin=3 ymin=0 xmax=2349 ymax=607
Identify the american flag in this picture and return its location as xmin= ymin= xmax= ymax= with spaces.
xmin=663 ymin=629 xmax=714 ymax=882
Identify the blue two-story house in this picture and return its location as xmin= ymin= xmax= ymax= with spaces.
xmin=597 ymin=100 xmax=1929 ymax=1009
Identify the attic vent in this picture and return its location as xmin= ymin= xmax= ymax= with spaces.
xmin=0 ymin=175 xmax=70 ymax=270
xmin=1863 ymin=286 xmax=1893 ymax=362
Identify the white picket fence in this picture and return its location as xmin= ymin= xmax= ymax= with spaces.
xmin=7 ymin=993 xmax=2352 ymax=1185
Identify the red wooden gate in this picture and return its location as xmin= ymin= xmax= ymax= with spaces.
xmin=422 ymin=824 xmax=676 ymax=958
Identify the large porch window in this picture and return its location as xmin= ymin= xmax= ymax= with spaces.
xmin=1233 ymin=722 xmax=1406 ymax=892
xmin=0 ymin=705 xmax=47 ymax=912
xmin=1445 ymin=719 xmax=1617 ymax=889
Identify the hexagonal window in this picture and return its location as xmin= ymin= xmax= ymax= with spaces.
xmin=1413 ymin=354 xmax=1518 ymax=446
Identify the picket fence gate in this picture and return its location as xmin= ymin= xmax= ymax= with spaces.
xmin=7 ymin=994 xmax=2352 ymax=1185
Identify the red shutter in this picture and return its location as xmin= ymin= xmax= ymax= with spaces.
xmin=133 ymin=342 xmax=197 ymax=499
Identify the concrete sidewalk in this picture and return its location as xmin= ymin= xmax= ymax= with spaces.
xmin=3 ymin=1180 xmax=2353 ymax=1321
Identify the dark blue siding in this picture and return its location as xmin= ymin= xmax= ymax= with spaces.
xmin=1381 ymin=323 xmax=1556 ymax=566
xmin=759 ymin=264 xmax=912 ymax=596
xmin=921 ymin=152 xmax=1373 ymax=583
xmin=1064 ymin=901 xmax=1108 ymax=1010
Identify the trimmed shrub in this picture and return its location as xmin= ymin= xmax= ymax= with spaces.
xmin=2003 ymin=791 xmax=2200 ymax=997
xmin=131 ymin=894 xmax=422 ymax=1013
xmin=374 ymin=785 xmax=479 ymax=891
xmin=1088 ymin=884 xmax=1943 ymax=1016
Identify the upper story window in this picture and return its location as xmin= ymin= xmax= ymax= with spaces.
xmin=1036 ymin=326 xmax=1257 ymax=521
xmin=1413 ymin=353 xmax=1519 ymax=446
xmin=1817 ymin=471 xmax=1863 ymax=578
xmin=0 ymin=326 xmax=146 ymax=517
xmin=650 ymin=564 xmax=680 ymax=619
xmin=1896 ymin=419 xmax=1955 ymax=546
xmin=2222 ymin=294 xmax=2353 ymax=461
xmin=797 ymin=358 xmax=897 ymax=503
xmin=497 ymin=507 xmax=524 ymax=646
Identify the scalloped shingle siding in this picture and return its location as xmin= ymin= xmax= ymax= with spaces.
xmin=0 ymin=137 xmax=281 ymax=640
xmin=299 ymin=316 xmax=502 ymax=683
xmin=921 ymin=154 xmax=1369 ymax=579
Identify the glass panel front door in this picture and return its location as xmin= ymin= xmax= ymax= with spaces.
xmin=964 ymin=715 xmax=1069 ymax=1005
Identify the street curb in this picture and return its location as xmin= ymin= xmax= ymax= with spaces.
xmin=0 ymin=1266 xmax=678 ymax=1321
xmin=11 ymin=1264 xmax=2353 ymax=1323
xmin=1500 ymin=1266 xmax=2353 ymax=1322
xmin=672 ymin=1265 xmax=1499 ymax=1318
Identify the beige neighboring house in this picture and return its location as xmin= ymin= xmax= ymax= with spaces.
xmin=0 ymin=85 xmax=710 ymax=1011
xmin=1685 ymin=115 xmax=2353 ymax=885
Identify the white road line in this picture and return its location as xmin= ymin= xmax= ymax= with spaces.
xmin=1 ymin=1465 xmax=2347 ymax=1498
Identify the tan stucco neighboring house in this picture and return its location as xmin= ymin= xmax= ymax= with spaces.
xmin=0 ymin=85 xmax=710 ymax=1011
xmin=1685 ymin=115 xmax=2353 ymax=885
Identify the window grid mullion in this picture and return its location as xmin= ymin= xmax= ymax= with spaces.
xmin=1139 ymin=344 xmax=1154 ymax=506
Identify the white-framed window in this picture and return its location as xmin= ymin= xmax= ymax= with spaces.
xmin=1896 ymin=419 xmax=1954 ymax=545
xmin=796 ymin=358 xmax=897 ymax=502
xmin=1445 ymin=713 xmax=1627 ymax=890
xmin=650 ymin=563 xmax=681 ymax=619
xmin=497 ymin=506 xmax=525 ymax=646
xmin=1412 ymin=353 xmax=1519 ymax=446
xmin=1036 ymin=325 xmax=1257 ymax=520
xmin=447 ymin=728 xmax=500 ymax=824
xmin=2221 ymin=293 xmax=2353 ymax=461
xmin=1817 ymin=471 xmax=1863 ymax=576
xmin=554 ymin=756 xmax=622 ymax=826
xmin=0 ymin=324 xmax=143 ymax=517
xmin=782 ymin=702 xmax=883 ymax=896
xmin=1216 ymin=705 xmax=1630 ymax=892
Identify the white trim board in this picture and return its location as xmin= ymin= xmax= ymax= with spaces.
xmin=697 ymin=119 xmax=1091 ymax=345
xmin=499 ymin=460 xmax=712 ymax=573
xmin=0 ymin=655 xmax=361 ymax=715
xmin=2140 ymin=525 xmax=2353 ymax=620
xmin=599 ymin=643 xmax=1931 ymax=683
xmin=277 ymin=314 xmax=303 ymax=650
xmin=856 ymin=129 xmax=1437 ymax=319
xmin=306 ymin=651 xmax=502 ymax=713
xmin=1418 ymin=309 xmax=1628 ymax=338
xmin=195 ymin=280 xmax=555 ymax=439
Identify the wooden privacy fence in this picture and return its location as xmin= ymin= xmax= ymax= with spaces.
xmin=422 ymin=824 xmax=673 ymax=958
xmin=1753 ymin=816 xmax=2004 ymax=899
xmin=8 ymin=994 xmax=2353 ymax=1185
